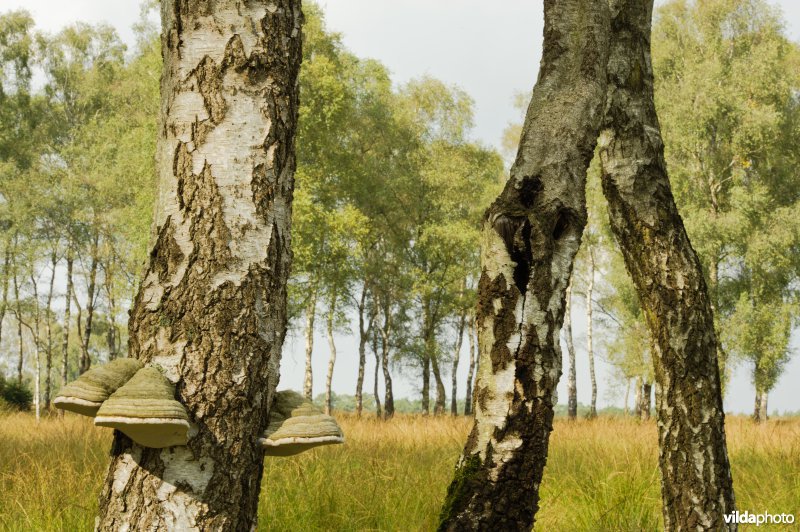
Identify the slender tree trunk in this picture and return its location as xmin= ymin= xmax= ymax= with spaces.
xmin=324 ymin=290 xmax=338 ymax=416
xmin=303 ymin=282 xmax=317 ymax=400
xmin=640 ymin=381 xmax=651 ymax=421
xmin=380 ymin=298 xmax=394 ymax=419
xmin=758 ymin=391 xmax=768 ymax=424
xmin=62 ymin=249 xmax=74 ymax=389
xmin=372 ymin=325 xmax=382 ymax=419
xmin=438 ymin=0 xmax=610 ymax=527
xmin=424 ymin=301 xmax=446 ymax=415
xmin=0 ymin=243 xmax=9 ymax=346
xmin=624 ymin=377 xmax=630 ymax=416
xmin=451 ymin=310 xmax=466 ymax=416
xmin=634 ymin=376 xmax=643 ymax=418
xmin=79 ymin=232 xmax=100 ymax=374
xmin=355 ymin=283 xmax=369 ymax=418
xmin=753 ymin=389 xmax=762 ymax=422
xmin=464 ymin=313 xmax=476 ymax=416
xmin=564 ymin=283 xmax=578 ymax=420
xmin=44 ymin=253 xmax=57 ymax=409
xmin=105 ymin=260 xmax=119 ymax=360
xmin=586 ymin=252 xmax=597 ymax=419
xmin=597 ymin=1 xmax=736 ymax=527
xmin=29 ymin=274 xmax=42 ymax=422
xmin=13 ymin=260 xmax=24 ymax=384
xmin=96 ymin=2 xmax=302 ymax=528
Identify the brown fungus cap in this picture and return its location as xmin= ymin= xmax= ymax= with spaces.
xmin=94 ymin=367 xmax=190 ymax=448
xmin=259 ymin=390 xmax=344 ymax=456
xmin=53 ymin=358 xmax=143 ymax=417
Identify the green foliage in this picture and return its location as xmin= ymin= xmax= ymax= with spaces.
xmin=653 ymin=0 xmax=800 ymax=392
xmin=0 ymin=375 xmax=32 ymax=411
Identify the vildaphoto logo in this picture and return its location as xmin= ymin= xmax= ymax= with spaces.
xmin=724 ymin=511 xmax=796 ymax=526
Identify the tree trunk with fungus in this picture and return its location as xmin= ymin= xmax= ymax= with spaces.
xmin=95 ymin=1 xmax=303 ymax=529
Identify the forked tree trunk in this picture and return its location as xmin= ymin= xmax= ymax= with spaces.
xmin=585 ymin=251 xmax=597 ymax=419
xmin=380 ymin=298 xmax=394 ymax=419
xmin=424 ymin=301 xmax=446 ymax=416
xmin=438 ymin=0 xmax=610 ymax=527
xmin=303 ymin=281 xmax=317 ymax=400
xmin=451 ymin=309 xmax=466 ymax=416
xmin=564 ymin=283 xmax=578 ymax=420
xmin=95 ymin=2 xmax=302 ymax=529
xmin=463 ymin=313 xmax=476 ymax=416
xmin=431 ymin=349 xmax=447 ymax=416
xmin=597 ymin=0 xmax=736 ymax=528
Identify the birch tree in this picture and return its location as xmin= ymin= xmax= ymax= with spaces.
xmin=95 ymin=1 xmax=303 ymax=529
xmin=438 ymin=0 xmax=611 ymax=526
xmin=598 ymin=0 xmax=736 ymax=526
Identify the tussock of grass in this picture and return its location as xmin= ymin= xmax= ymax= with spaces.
xmin=0 ymin=411 xmax=797 ymax=531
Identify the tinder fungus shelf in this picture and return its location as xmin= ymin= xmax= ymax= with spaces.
xmin=53 ymin=358 xmax=142 ymax=416
xmin=259 ymin=390 xmax=344 ymax=456
xmin=94 ymin=366 xmax=190 ymax=448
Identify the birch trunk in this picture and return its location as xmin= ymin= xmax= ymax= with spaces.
xmin=355 ymin=283 xmax=369 ymax=417
xmin=641 ymin=381 xmax=651 ymax=421
xmin=13 ymin=260 xmax=23 ymax=384
xmin=586 ymin=252 xmax=597 ymax=419
xmin=564 ymin=283 xmax=578 ymax=420
xmin=324 ymin=290 xmax=338 ymax=416
xmin=104 ymin=261 xmax=119 ymax=360
xmin=61 ymin=250 xmax=73 ymax=389
xmin=597 ymin=0 xmax=736 ymax=527
xmin=95 ymin=1 xmax=302 ymax=529
xmin=451 ymin=310 xmax=466 ymax=416
xmin=753 ymin=390 xmax=762 ymax=422
xmin=380 ymin=299 xmax=394 ymax=419
xmin=0 ymin=243 xmax=9 ymax=347
xmin=624 ymin=377 xmax=630 ymax=416
xmin=463 ymin=313 xmax=476 ymax=416
xmin=79 ymin=232 xmax=99 ymax=374
xmin=303 ymin=282 xmax=317 ymax=400
xmin=757 ymin=391 xmax=768 ymax=423
xmin=372 ymin=326 xmax=382 ymax=419
xmin=44 ymin=254 xmax=57 ymax=409
xmin=438 ymin=0 xmax=610 ymax=526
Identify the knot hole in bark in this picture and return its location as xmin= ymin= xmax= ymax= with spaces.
xmin=518 ymin=175 xmax=543 ymax=208
xmin=493 ymin=215 xmax=533 ymax=294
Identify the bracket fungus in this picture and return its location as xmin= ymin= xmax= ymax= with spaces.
xmin=94 ymin=367 xmax=190 ymax=448
xmin=54 ymin=358 xmax=143 ymax=416
xmin=259 ymin=390 xmax=344 ymax=456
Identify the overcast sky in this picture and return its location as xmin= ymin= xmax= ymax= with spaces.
xmin=3 ymin=0 xmax=798 ymax=414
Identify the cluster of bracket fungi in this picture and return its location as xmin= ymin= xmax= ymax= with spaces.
xmin=54 ymin=360 xmax=344 ymax=454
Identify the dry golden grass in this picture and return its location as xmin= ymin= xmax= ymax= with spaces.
xmin=1 ymin=411 xmax=798 ymax=531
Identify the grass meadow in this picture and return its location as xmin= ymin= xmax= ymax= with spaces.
xmin=0 ymin=412 xmax=798 ymax=531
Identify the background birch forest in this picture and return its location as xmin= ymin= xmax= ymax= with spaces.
xmin=1 ymin=0 xmax=799 ymax=530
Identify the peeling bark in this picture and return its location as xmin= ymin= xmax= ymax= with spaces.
xmin=438 ymin=0 xmax=610 ymax=527
xmin=597 ymin=0 xmax=736 ymax=528
xmin=564 ymin=283 xmax=578 ymax=421
xmin=95 ymin=1 xmax=302 ymax=529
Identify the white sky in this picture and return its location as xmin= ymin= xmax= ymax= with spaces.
xmin=2 ymin=0 xmax=798 ymax=414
